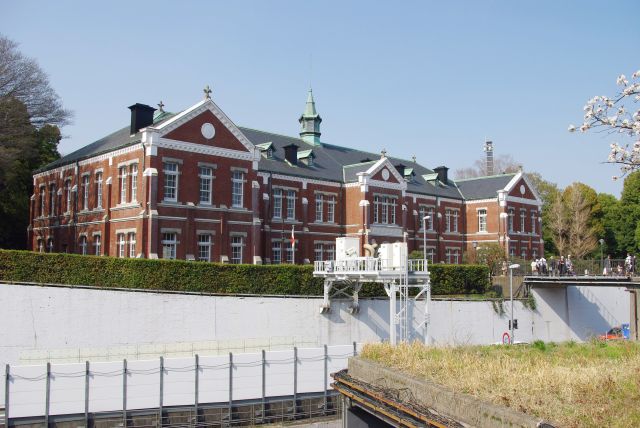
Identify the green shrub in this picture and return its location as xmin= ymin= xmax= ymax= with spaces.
xmin=0 ymin=250 xmax=490 ymax=296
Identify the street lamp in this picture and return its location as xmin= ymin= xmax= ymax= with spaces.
xmin=508 ymin=263 xmax=520 ymax=344
xmin=423 ymin=215 xmax=432 ymax=345
xmin=599 ymin=239 xmax=605 ymax=273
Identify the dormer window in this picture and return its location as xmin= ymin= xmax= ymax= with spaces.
xmin=297 ymin=149 xmax=315 ymax=166
xmin=257 ymin=142 xmax=275 ymax=159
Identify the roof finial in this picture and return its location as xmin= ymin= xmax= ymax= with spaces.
xmin=381 ymin=149 xmax=387 ymax=158
xmin=157 ymin=101 xmax=165 ymax=112
xmin=411 ymin=154 xmax=416 ymax=163
xmin=203 ymin=85 xmax=212 ymax=100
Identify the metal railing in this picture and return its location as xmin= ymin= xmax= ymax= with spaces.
xmin=507 ymin=258 xmax=638 ymax=277
xmin=313 ymin=257 xmax=429 ymax=274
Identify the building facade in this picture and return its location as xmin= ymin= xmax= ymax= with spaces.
xmin=29 ymin=90 xmax=543 ymax=264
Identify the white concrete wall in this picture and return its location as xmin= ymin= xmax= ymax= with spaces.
xmin=0 ymin=282 xmax=631 ymax=405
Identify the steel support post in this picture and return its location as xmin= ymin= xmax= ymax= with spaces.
xmin=228 ymin=352 xmax=233 ymax=424
xmin=159 ymin=356 xmax=164 ymax=427
xmin=122 ymin=359 xmax=127 ymax=428
xmin=5 ymin=364 xmax=9 ymax=428
xmin=261 ymin=349 xmax=266 ymax=420
xmin=323 ymin=345 xmax=328 ymax=414
xmin=194 ymin=354 xmax=199 ymax=424
xmin=45 ymin=362 xmax=50 ymax=428
xmin=293 ymin=347 xmax=298 ymax=416
xmin=390 ymin=284 xmax=397 ymax=345
xmin=84 ymin=361 xmax=90 ymax=428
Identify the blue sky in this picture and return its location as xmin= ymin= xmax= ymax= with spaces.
xmin=2 ymin=1 xmax=638 ymax=196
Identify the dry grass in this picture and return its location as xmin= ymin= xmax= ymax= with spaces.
xmin=360 ymin=340 xmax=640 ymax=428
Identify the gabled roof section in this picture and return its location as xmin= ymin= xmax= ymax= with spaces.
xmin=456 ymin=173 xmax=517 ymax=200
xmin=504 ymin=171 xmax=542 ymax=202
xmin=256 ymin=142 xmax=273 ymax=151
xmin=297 ymin=149 xmax=314 ymax=159
xmin=153 ymin=99 xmax=255 ymax=153
xmin=343 ymin=161 xmax=377 ymax=182
xmin=366 ymin=157 xmax=405 ymax=183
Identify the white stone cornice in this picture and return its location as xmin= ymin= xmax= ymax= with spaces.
xmin=464 ymin=198 xmax=498 ymax=204
xmin=157 ymin=137 xmax=254 ymax=161
xmin=257 ymin=171 xmax=342 ymax=188
xmin=505 ymin=195 xmax=542 ymax=207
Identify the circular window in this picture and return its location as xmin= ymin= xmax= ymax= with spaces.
xmin=381 ymin=168 xmax=390 ymax=181
xmin=520 ymin=184 xmax=526 ymax=195
xmin=201 ymin=123 xmax=215 ymax=139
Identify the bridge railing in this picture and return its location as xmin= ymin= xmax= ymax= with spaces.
xmin=508 ymin=258 xmax=636 ymax=277
xmin=313 ymin=257 xmax=429 ymax=274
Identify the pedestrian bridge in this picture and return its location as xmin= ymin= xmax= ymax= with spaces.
xmin=522 ymin=275 xmax=640 ymax=289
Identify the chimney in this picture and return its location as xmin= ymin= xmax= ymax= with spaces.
xmin=128 ymin=103 xmax=156 ymax=135
xmin=395 ymin=164 xmax=405 ymax=177
xmin=283 ymin=143 xmax=299 ymax=165
xmin=433 ymin=166 xmax=448 ymax=183
xmin=484 ymin=140 xmax=494 ymax=176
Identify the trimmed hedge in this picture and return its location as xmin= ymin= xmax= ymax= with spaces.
xmin=0 ymin=250 xmax=489 ymax=296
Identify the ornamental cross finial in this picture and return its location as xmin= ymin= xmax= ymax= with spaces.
xmin=157 ymin=101 xmax=165 ymax=112
xmin=412 ymin=154 xmax=416 ymax=163
xmin=203 ymin=85 xmax=212 ymax=99
xmin=381 ymin=148 xmax=387 ymax=158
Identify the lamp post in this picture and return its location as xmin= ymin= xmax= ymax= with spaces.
xmin=423 ymin=215 xmax=431 ymax=345
xmin=499 ymin=212 xmax=509 ymax=256
xmin=508 ymin=263 xmax=520 ymax=344
xmin=599 ymin=238 xmax=605 ymax=273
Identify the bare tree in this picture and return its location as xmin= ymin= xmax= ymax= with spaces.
xmin=566 ymin=188 xmax=598 ymax=259
xmin=0 ymin=35 xmax=72 ymax=128
xmin=454 ymin=154 xmax=520 ymax=179
xmin=547 ymin=193 xmax=570 ymax=256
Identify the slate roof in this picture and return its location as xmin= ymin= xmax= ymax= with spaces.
xmin=40 ymin=108 xmax=508 ymax=201
xmin=456 ymin=174 xmax=516 ymax=200
xmin=239 ymin=127 xmax=465 ymax=199
xmin=37 ymin=111 xmax=177 ymax=172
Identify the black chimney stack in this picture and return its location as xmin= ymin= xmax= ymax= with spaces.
xmin=395 ymin=164 xmax=406 ymax=177
xmin=283 ymin=143 xmax=299 ymax=165
xmin=128 ymin=103 xmax=156 ymax=135
xmin=433 ymin=166 xmax=449 ymax=183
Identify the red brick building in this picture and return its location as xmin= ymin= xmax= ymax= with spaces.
xmin=29 ymin=90 xmax=543 ymax=263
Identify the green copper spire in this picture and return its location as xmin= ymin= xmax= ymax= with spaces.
xmin=299 ymin=89 xmax=322 ymax=146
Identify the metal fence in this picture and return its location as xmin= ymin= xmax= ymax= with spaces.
xmin=506 ymin=258 xmax=637 ymax=277
xmin=4 ymin=344 xmax=358 ymax=427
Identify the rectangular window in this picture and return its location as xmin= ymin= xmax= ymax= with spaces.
xmin=117 ymin=233 xmax=126 ymax=258
xmin=531 ymin=211 xmax=536 ymax=234
xmin=521 ymin=248 xmax=527 ymax=260
xmin=95 ymin=173 xmax=103 ymax=209
xmin=520 ymin=209 xmax=526 ymax=233
xmin=231 ymin=171 xmax=244 ymax=208
xmin=82 ymin=175 xmax=89 ymax=210
xmin=326 ymin=244 xmax=335 ymax=261
xmin=445 ymin=209 xmax=452 ymax=232
xmin=40 ymin=186 xmax=45 ymax=217
xmin=510 ymin=246 xmax=516 ymax=258
xmin=532 ymin=248 xmax=538 ymax=259
xmin=286 ymin=241 xmax=294 ymax=264
xmin=425 ymin=248 xmax=435 ymax=263
xmin=94 ymin=235 xmax=101 ymax=256
xmin=446 ymin=249 xmax=460 ymax=264
xmin=163 ymin=162 xmax=178 ymax=202
xmin=47 ymin=238 xmax=54 ymax=253
xmin=49 ymin=184 xmax=56 ymax=216
xmin=79 ymin=236 xmax=88 ymax=255
xmin=199 ymin=166 xmax=213 ymax=204
xmin=273 ymin=189 xmax=283 ymax=218
xmin=272 ymin=241 xmax=282 ymax=264
xmin=389 ymin=197 xmax=397 ymax=224
xmin=381 ymin=197 xmax=388 ymax=224
xmin=478 ymin=209 xmax=487 ymax=232
xmin=315 ymin=194 xmax=323 ymax=222
xmin=197 ymin=234 xmax=212 ymax=262
xmin=314 ymin=243 xmax=323 ymax=262
xmin=119 ymin=167 xmax=127 ymax=204
xmin=128 ymin=232 xmax=136 ymax=258
xmin=286 ymin=190 xmax=296 ymax=219
xmin=231 ymin=236 xmax=243 ymax=264
xmin=130 ymin=164 xmax=138 ymax=202
xmin=37 ymin=238 xmax=44 ymax=253
xmin=65 ymin=180 xmax=71 ymax=213
xmin=508 ymin=208 xmax=515 ymax=232
xmin=373 ymin=196 xmax=380 ymax=223
xmin=327 ymin=196 xmax=336 ymax=223
xmin=162 ymin=232 xmax=177 ymax=259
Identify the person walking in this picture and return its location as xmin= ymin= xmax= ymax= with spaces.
xmin=604 ymin=255 xmax=612 ymax=276
xmin=550 ymin=256 xmax=557 ymax=276
xmin=558 ymin=256 xmax=566 ymax=276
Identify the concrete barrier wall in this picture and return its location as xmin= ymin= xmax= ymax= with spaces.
xmin=0 ymin=282 xmax=631 ymax=405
